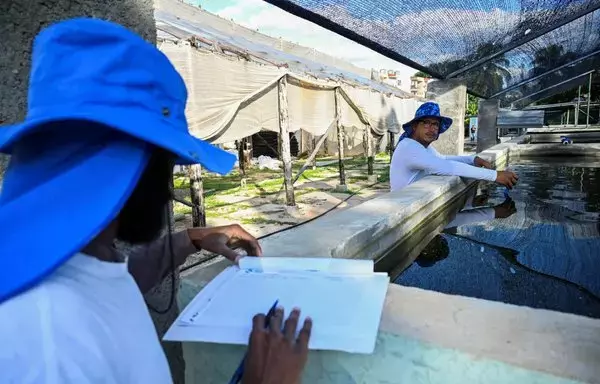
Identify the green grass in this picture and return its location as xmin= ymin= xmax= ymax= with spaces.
xmin=208 ymin=202 xmax=252 ymax=216
xmin=173 ymin=202 xmax=192 ymax=215
xmin=239 ymin=216 xmax=297 ymax=226
xmin=173 ymin=175 xmax=189 ymax=189
xmin=377 ymin=167 xmax=390 ymax=183
xmin=172 ymin=153 xmax=391 ymax=221
xmin=348 ymin=175 xmax=368 ymax=183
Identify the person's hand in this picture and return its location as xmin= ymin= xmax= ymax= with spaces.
xmin=495 ymin=170 xmax=519 ymax=189
xmin=472 ymin=193 xmax=490 ymax=207
xmin=243 ymin=308 xmax=312 ymax=384
xmin=494 ymin=198 xmax=517 ymax=219
xmin=474 ymin=156 xmax=493 ymax=169
xmin=187 ymin=224 xmax=262 ymax=264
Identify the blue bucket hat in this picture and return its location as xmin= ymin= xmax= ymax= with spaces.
xmin=0 ymin=18 xmax=236 ymax=303
xmin=399 ymin=102 xmax=453 ymax=141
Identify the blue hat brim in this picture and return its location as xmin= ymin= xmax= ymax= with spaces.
xmin=0 ymin=108 xmax=237 ymax=303
xmin=0 ymin=104 xmax=236 ymax=175
xmin=401 ymin=116 xmax=453 ymax=135
xmin=0 ymin=138 xmax=150 ymax=303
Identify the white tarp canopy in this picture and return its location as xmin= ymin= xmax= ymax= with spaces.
xmin=155 ymin=0 xmax=422 ymax=150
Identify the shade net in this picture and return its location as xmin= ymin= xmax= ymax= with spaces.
xmin=262 ymin=0 xmax=600 ymax=103
xmin=506 ymin=70 xmax=592 ymax=109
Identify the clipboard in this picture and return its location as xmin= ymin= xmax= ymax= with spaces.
xmin=165 ymin=257 xmax=389 ymax=354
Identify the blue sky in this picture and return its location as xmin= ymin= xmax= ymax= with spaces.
xmin=184 ymin=0 xmax=417 ymax=90
xmin=182 ymin=0 xmax=529 ymax=81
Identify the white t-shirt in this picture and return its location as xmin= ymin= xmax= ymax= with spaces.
xmin=0 ymin=253 xmax=172 ymax=384
xmin=390 ymin=138 xmax=497 ymax=192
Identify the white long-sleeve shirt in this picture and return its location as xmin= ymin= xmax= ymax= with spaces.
xmin=445 ymin=207 xmax=496 ymax=229
xmin=390 ymin=138 xmax=497 ymax=192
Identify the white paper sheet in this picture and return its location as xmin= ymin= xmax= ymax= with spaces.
xmin=165 ymin=258 xmax=389 ymax=354
xmin=238 ymin=257 xmax=375 ymax=274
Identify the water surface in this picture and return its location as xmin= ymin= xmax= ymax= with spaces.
xmin=395 ymin=158 xmax=600 ymax=318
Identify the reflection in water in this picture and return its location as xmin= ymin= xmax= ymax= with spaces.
xmin=395 ymin=159 xmax=600 ymax=319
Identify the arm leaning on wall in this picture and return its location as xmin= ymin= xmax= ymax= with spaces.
xmin=430 ymin=146 xmax=476 ymax=165
xmin=407 ymin=144 xmax=497 ymax=182
xmin=127 ymin=231 xmax=197 ymax=293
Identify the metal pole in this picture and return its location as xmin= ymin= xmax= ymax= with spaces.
xmin=576 ymin=85 xmax=581 ymax=126
xmin=566 ymin=108 xmax=570 ymax=125
xmin=587 ymin=72 xmax=593 ymax=127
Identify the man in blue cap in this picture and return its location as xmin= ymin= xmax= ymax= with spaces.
xmin=0 ymin=18 xmax=310 ymax=383
xmin=389 ymin=102 xmax=518 ymax=192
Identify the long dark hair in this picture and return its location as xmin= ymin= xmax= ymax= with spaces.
xmin=117 ymin=148 xmax=175 ymax=244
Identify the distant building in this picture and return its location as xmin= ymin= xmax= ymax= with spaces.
xmin=374 ymin=69 xmax=403 ymax=89
xmin=410 ymin=76 xmax=431 ymax=98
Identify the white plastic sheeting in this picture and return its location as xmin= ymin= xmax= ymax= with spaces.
xmin=155 ymin=0 xmax=423 ymax=150
xmin=155 ymin=0 xmax=390 ymax=88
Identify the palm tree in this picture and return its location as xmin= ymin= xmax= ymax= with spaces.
xmin=464 ymin=43 xmax=513 ymax=97
xmin=427 ymin=43 xmax=512 ymax=97
xmin=531 ymin=44 xmax=576 ymax=76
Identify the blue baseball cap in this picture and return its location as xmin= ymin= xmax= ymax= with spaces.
xmin=0 ymin=18 xmax=236 ymax=303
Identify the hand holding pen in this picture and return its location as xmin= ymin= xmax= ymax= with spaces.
xmin=237 ymin=306 xmax=312 ymax=384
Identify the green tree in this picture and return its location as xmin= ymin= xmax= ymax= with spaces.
xmin=413 ymin=70 xmax=431 ymax=78
xmin=523 ymin=45 xmax=589 ymax=107
xmin=428 ymin=44 xmax=512 ymax=97
xmin=466 ymin=43 xmax=512 ymax=96
xmin=532 ymin=44 xmax=577 ymax=76
xmin=465 ymin=94 xmax=479 ymax=126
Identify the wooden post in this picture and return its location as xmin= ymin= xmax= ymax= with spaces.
xmin=311 ymin=135 xmax=317 ymax=168
xmin=335 ymin=88 xmax=346 ymax=186
xmin=388 ymin=132 xmax=396 ymax=161
xmin=365 ymin=127 xmax=374 ymax=176
xmin=293 ymin=128 xmax=331 ymax=185
xmin=188 ymin=164 xmax=206 ymax=227
xmin=278 ymin=76 xmax=296 ymax=206
xmin=237 ymin=139 xmax=246 ymax=176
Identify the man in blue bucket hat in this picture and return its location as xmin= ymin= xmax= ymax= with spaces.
xmin=0 ymin=18 xmax=311 ymax=383
xmin=389 ymin=102 xmax=518 ymax=192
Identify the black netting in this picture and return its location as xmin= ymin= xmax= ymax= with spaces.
xmin=262 ymin=0 xmax=600 ymax=100
xmin=510 ymin=73 xmax=590 ymax=108
xmin=496 ymin=54 xmax=600 ymax=107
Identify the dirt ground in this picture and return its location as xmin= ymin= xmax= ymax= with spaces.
xmin=173 ymin=155 xmax=391 ymax=268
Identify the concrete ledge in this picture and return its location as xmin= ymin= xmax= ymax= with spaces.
xmin=177 ymin=139 xmax=600 ymax=383
xmin=381 ymin=285 xmax=600 ymax=383
xmin=513 ymin=143 xmax=600 ymax=157
xmin=258 ymin=140 xmax=511 ymax=262
xmin=177 ymin=282 xmax=600 ymax=383
xmin=528 ymin=127 xmax=600 ymax=133
xmin=180 ymin=142 xmax=511 ymax=287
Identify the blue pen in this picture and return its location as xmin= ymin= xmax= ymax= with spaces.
xmin=228 ymin=300 xmax=279 ymax=384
